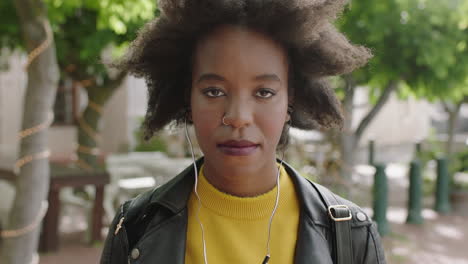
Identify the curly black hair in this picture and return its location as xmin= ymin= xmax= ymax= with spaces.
xmin=115 ymin=0 xmax=372 ymax=143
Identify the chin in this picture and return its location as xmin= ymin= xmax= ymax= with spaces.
xmin=216 ymin=150 xmax=267 ymax=169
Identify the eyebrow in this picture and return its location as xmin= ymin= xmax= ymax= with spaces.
xmin=254 ymin=74 xmax=281 ymax=83
xmin=196 ymin=73 xmax=226 ymax=84
xmin=196 ymin=73 xmax=282 ymax=84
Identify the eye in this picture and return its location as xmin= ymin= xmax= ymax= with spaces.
xmin=203 ymin=87 xmax=226 ymax=98
xmin=255 ymin=88 xmax=276 ymax=99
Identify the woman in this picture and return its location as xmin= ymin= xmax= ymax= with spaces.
xmin=101 ymin=0 xmax=386 ymax=263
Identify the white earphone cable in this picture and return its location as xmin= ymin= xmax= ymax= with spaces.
xmin=184 ymin=118 xmax=287 ymax=264
xmin=265 ymin=159 xmax=283 ymax=260
xmin=185 ymin=119 xmax=209 ymax=264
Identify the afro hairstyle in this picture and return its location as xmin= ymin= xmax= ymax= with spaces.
xmin=115 ymin=0 xmax=372 ymax=142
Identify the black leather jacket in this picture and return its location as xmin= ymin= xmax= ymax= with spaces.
xmin=100 ymin=159 xmax=386 ymax=264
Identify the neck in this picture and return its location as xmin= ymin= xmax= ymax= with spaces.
xmin=202 ymin=158 xmax=279 ymax=197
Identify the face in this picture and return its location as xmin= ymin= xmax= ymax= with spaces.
xmin=191 ymin=25 xmax=289 ymax=172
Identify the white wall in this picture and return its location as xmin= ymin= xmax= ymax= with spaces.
xmin=126 ymin=76 xmax=148 ymax=149
xmin=352 ymin=87 xmax=431 ymax=147
xmin=101 ymin=80 xmax=129 ymax=153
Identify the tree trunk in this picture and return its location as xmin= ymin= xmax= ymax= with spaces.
xmin=443 ymin=97 xmax=466 ymax=163
xmin=76 ymin=73 xmax=126 ymax=170
xmin=445 ymin=104 xmax=460 ymax=161
xmin=0 ymin=0 xmax=59 ymax=263
xmin=337 ymin=75 xmax=357 ymax=195
xmin=335 ymin=78 xmax=398 ymax=196
xmin=354 ymin=80 xmax=398 ymax=145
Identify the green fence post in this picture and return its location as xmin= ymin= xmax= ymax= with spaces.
xmin=435 ymin=157 xmax=451 ymax=213
xmin=373 ymin=163 xmax=390 ymax=236
xmin=369 ymin=140 xmax=375 ymax=165
xmin=406 ymin=160 xmax=424 ymax=224
xmin=415 ymin=142 xmax=422 ymax=158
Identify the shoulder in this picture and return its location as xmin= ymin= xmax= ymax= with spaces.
xmin=311 ymin=181 xmax=373 ymax=227
xmin=121 ymin=159 xmax=198 ymax=225
xmin=299 ymin=179 xmax=386 ymax=263
xmin=123 ymin=171 xmax=189 ymax=222
xmin=283 ymin=162 xmax=372 ymax=228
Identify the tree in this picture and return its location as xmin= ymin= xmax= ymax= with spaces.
xmin=381 ymin=0 xmax=468 ymax=163
xmin=330 ymin=0 xmax=468 ymax=191
xmin=442 ymin=95 xmax=468 ymax=161
xmin=47 ymin=0 xmax=157 ymax=169
xmin=0 ymin=1 xmax=158 ymax=262
xmin=398 ymin=0 xmax=468 ymax=161
xmin=0 ymin=0 xmax=59 ymax=263
xmin=1 ymin=0 xmax=158 ymax=169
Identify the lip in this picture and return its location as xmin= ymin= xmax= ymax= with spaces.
xmin=217 ymin=140 xmax=259 ymax=156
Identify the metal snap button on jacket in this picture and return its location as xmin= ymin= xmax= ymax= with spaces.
xmin=356 ymin=212 xmax=367 ymax=222
xmin=131 ymin=248 xmax=140 ymax=260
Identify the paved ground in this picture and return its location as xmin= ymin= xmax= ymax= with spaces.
xmin=39 ymin=232 xmax=101 ymax=264
xmin=382 ymin=208 xmax=468 ymax=264
xmin=39 ymin=163 xmax=468 ymax=264
xmin=358 ymin=163 xmax=468 ymax=264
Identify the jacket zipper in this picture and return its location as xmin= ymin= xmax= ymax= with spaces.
xmin=115 ymin=204 xmax=126 ymax=235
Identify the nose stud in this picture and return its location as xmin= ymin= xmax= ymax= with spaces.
xmin=222 ymin=115 xmax=228 ymax=126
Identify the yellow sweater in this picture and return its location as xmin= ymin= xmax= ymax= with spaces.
xmin=185 ymin=164 xmax=300 ymax=264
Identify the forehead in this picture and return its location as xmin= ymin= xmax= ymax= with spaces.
xmin=192 ymin=25 xmax=288 ymax=80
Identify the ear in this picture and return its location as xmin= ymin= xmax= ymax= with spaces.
xmin=185 ymin=107 xmax=193 ymax=123
xmin=286 ymin=104 xmax=293 ymax=123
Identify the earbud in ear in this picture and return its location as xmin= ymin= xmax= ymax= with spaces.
xmin=287 ymin=104 xmax=293 ymax=115
xmin=185 ymin=107 xmax=193 ymax=123
xmin=286 ymin=104 xmax=293 ymax=123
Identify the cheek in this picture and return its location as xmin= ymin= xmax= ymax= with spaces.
xmin=256 ymin=101 xmax=288 ymax=146
xmin=190 ymin=93 xmax=220 ymax=148
xmin=193 ymin=110 xmax=218 ymax=136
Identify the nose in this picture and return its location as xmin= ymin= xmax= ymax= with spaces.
xmin=222 ymin=96 xmax=253 ymax=128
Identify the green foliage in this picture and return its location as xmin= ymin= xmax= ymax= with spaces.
xmin=417 ymin=129 xmax=444 ymax=165
xmin=422 ymin=176 xmax=435 ymax=197
xmin=133 ymin=117 xmax=167 ymax=153
xmin=339 ymin=0 xmax=402 ymax=86
xmin=416 ymin=129 xmax=441 ymax=196
xmin=450 ymin=148 xmax=468 ymax=191
xmin=398 ymin=0 xmax=468 ymax=101
xmin=451 ymin=149 xmax=468 ymax=191
xmin=50 ymin=0 xmax=157 ymax=79
xmin=453 ymin=149 xmax=468 ymax=173
xmin=45 ymin=0 xmax=156 ymax=35
xmin=417 ymin=130 xmax=468 ymax=191
xmin=133 ymin=135 xmax=167 ymax=153
xmin=339 ymin=0 xmax=468 ymax=102
xmin=0 ymin=0 xmax=157 ymax=78
xmin=0 ymin=1 xmax=22 ymax=49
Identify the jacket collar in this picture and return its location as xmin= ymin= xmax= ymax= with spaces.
xmin=147 ymin=158 xmax=199 ymax=213
xmin=140 ymin=158 xmax=334 ymax=264
xmin=147 ymin=157 xmax=328 ymax=226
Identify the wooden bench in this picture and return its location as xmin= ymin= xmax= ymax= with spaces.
xmin=0 ymin=164 xmax=110 ymax=252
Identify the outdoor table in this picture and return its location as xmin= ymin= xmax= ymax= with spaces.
xmin=0 ymin=164 xmax=110 ymax=253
